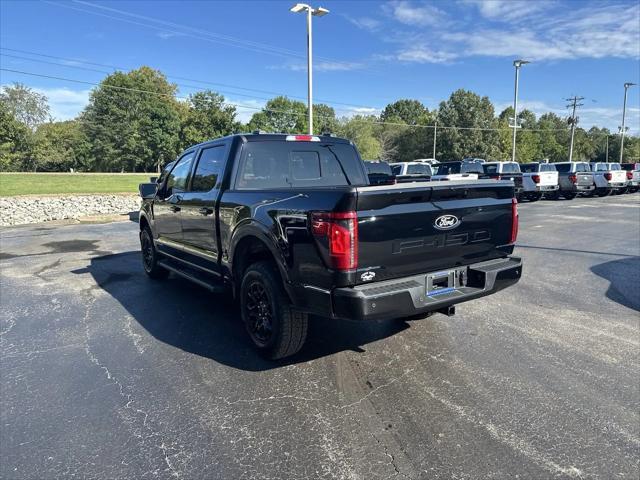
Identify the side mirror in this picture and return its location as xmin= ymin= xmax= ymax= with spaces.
xmin=139 ymin=182 xmax=157 ymax=199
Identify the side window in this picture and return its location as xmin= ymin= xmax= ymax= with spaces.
xmin=166 ymin=152 xmax=195 ymax=195
xmin=191 ymin=146 xmax=225 ymax=192
xmin=391 ymin=165 xmax=403 ymax=175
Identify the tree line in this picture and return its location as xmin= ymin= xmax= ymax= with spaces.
xmin=1 ymin=66 xmax=638 ymax=172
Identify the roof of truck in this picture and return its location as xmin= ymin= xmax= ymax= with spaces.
xmin=191 ymin=133 xmax=352 ymax=150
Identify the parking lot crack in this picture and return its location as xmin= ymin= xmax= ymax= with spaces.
xmin=81 ymin=292 xmax=182 ymax=479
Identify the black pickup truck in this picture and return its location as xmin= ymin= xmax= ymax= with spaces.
xmin=138 ymin=133 xmax=522 ymax=359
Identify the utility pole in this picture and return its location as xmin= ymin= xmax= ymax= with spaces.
xmin=511 ymin=59 xmax=530 ymax=162
xmin=432 ymin=120 xmax=437 ymax=159
xmin=290 ymin=3 xmax=329 ymax=135
xmin=566 ymin=96 xmax=584 ymax=162
xmin=619 ymin=82 xmax=637 ymax=162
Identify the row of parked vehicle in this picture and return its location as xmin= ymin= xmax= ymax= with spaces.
xmin=365 ymin=158 xmax=640 ymax=202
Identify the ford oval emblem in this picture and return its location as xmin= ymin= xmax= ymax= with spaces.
xmin=434 ymin=214 xmax=460 ymax=230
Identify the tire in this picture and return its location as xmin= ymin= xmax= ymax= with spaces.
xmin=528 ymin=192 xmax=542 ymax=202
xmin=140 ymin=227 xmax=169 ymax=279
xmin=596 ymin=188 xmax=611 ymax=197
xmin=562 ymin=192 xmax=577 ymax=200
xmin=240 ymin=261 xmax=308 ymax=360
xmin=545 ymin=191 xmax=560 ymax=200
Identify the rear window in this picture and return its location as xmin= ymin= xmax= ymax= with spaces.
xmin=540 ymin=164 xmax=556 ymax=172
xmin=406 ymin=163 xmax=432 ymax=175
xmin=235 ymin=142 xmax=366 ymax=189
xmin=503 ymin=163 xmax=521 ymax=173
xmin=436 ymin=163 xmax=461 ymax=175
xmin=461 ymin=163 xmax=484 ymax=174
xmin=575 ymin=163 xmax=590 ymax=172
xmin=483 ymin=164 xmax=498 ymax=175
xmin=555 ymin=163 xmax=570 ymax=173
xmin=520 ymin=164 xmax=538 ymax=173
xmin=594 ymin=164 xmax=607 ymax=171
xmin=609 ymin=163 xmax=621 ymax=171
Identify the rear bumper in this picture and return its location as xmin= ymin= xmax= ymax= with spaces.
xmin=328 ymin=257 xmax=522 ymax=321
xmin=534 ymin=185 xmax=559 ymax=192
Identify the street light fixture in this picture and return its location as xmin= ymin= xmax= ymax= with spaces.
xmin=511 ymin=59 xmax=530 ymax=162
xmin=290 ymin=3 xmax=330 ymax=135
xmin=619 ymin=82 xmax=636 ymax=162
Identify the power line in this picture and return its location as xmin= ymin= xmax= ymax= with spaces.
xmin=1 ymin=68 xmax=580 ymax=133
xmin=44 ymin=0 xmax=366 ymax=72
xmin=0 ymin=47 xmax=381 ymax=111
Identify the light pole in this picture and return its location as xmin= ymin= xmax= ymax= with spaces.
xmin=290 ymin=3 xmax=329 ymax=135
xmin=619 ymin=82 xmax=636 ymax=163
xmin=432 ymin=115 xmax=438 ymax=159
xmin=511 ymin=59 xmax=529 ymax=162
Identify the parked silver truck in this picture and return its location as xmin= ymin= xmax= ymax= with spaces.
xmin=552 ymin=162 xmax=595 ymax=199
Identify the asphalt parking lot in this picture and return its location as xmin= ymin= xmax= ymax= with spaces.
xmin=1 ymin=193 xmax=639 ymax=480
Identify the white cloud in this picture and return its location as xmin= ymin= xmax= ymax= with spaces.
xmin=270 ymin=61 xmax=364 ymax=72
xmin=397 ymin=47 xmax=458 ymax=64
xmin=343 ymin=15 xmax=381 ymax=31
xmin=386 ymin=1 xmax=448 ymax=27
xmin=32 ymin=87 xmax=91 ymax=121
xmin=384 ymin=1 xmax=640 ymax=63
xmin=463 ymin=0 xmax=552 ymax=22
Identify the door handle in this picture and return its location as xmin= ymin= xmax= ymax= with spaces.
xmin=198 ymin=207 xmax=214 ymax=216
xmin=170 ymin=205 xmax=181 ymax=213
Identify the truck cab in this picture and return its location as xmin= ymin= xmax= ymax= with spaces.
xmin=482 ymin=162 xmax=523 ymax=197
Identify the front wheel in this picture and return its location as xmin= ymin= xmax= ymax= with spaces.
xmin=140 ymin=227 xmax=169 ymax=279
xmin=240 ymin=261 xmax=308 ymax=359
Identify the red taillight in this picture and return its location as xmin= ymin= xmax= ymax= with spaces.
xmin=568 ymin=173 xmax=577 ymax=184
xmin=492 ymin=175 xmax=502 ymax=180
xmin=311 ymin=211 xmax=358 ymax=270
xmin=604 ymin=172 xmax=612 ymax=181
xmin=510 ymin=198 xmax=519 ymax=244
xmin=286 ymin=135 xmax=320 ymax=142
xmin=532 ymin=174 xmax=541 ymax=184
xmin=626 ymin=171 xmax=633 ymax=180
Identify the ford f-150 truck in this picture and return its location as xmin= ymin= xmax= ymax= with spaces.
xmin=519 ymin=162 xmax=559 ymax=201
xmin=554 ymin=162 xmax=594 ymax=199
xmin=590 ymin=162 xmax=627 ymax=196
xmin=138 ymin=134 xmax=522 ymax=359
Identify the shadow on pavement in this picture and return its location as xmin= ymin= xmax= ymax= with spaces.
xmin=73 ymin=251 xmax=411 ymax=371
xmin=591 ymin=256 xmax=640 ymax=312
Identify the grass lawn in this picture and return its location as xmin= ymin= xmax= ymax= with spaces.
xmin=0 ymin=173 xmax=153 ymax=196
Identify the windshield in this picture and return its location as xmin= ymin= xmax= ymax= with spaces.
xmin=435 ymin=163 xmax=461 ymax=175
xmin=406 ymin=163 xmax=432 ymax=175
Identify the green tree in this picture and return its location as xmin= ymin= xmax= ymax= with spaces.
xmin=33 ymin=120 xmax=90 ymax=172
xmin=313 ymin=103 xmax=338 ymax=135
xmin=381 ymin=99 xmax=428 ymax=125
xmin=247 ymin=96 xmax=307 ymax=133
xmin=338 ymin=115 xmax=381 ymax=159
xmin=537 ymin=113 xmax=570 ymax=162
xmin=179 ymin=90 xmax=239 ymax=147
xmin=437 ymin=89 xmax=499 ymax=160
xmin=497 ymin=108 xmax=540 ymax=162
xmin=0 ymin=83 xmax=50 ymax=130
xmin=0 ymin=100 xmax=34 ymax=171
xmin=81 ymin=66 xmax=181 ymax=172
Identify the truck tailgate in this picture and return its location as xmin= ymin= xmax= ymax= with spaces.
xmin=538 ymin=172 xmax=558 ymax=186
xmin=355 ymin=180 xmax=515 ymax=284
xmin=577 ymin=172 xmax=593 ymax=186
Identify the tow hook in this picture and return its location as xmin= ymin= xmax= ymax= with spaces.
xmin=438 ymin=306 xmax=456 ymax=317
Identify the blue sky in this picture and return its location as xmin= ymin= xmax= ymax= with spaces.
xmin=1 ymin=0 xmax=639 ymax=133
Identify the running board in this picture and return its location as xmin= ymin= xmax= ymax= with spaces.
xmin=158 ymin=260 xmax=226 ymax=293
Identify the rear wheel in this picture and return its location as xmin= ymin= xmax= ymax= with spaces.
xmin=240 ymin=261 xmax=308 ymax=360
xmin=545 ymin=190 xmax=561 ymax=200
xmin=562 ymin=192 xmax=577 ymax=200
xmin=596 ymin=188 xmax=611 ymax=197
xmin=140 ymin=227 xmax=169 ymax=279
xmin=528 ymin=192 xmax=542 ymax=202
